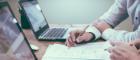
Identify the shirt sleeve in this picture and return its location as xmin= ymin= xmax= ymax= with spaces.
xmin=99 ymin=0 xmax=129 ymax=27
xmin=86 ymin=25 xmax=101 ymax=40
xmin=102 ymin=25 xmax=140 ymax=42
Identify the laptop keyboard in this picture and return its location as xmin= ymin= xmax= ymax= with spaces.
xmin=41 ymin=28 xmax=68 ymax=39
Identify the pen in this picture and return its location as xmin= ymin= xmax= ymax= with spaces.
xmin=75 ymin=25 xmax=89 ymax=43
xmin=80 ymin=25 xmax=90 ymax=36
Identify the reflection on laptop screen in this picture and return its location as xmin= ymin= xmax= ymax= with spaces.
xmin=22 ymin=2 xmax=47 ymax=32
xmin=0 ymin=6 xmax=35 ymax=60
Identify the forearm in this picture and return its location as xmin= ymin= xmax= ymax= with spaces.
xmin=85 ymin=20 xmax=112 ymax=40
xmin=102 ymin=27 xmax=140 ymax=42
xmin=91 ymin=20 xmax=140 ymax=42
xmin=86 ymin=0 xmax=128 ymax=40
xmin=92 ymin=20 xmax=112 ymax=33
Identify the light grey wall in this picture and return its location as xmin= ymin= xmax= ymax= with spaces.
xmin=38 ymin=0 xmax=133 ymax=31
xmin=38 ymin=0 xmax=114 ymax=24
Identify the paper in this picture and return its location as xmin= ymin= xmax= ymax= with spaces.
xmin=42 ymin=42 xmax=111 ymax=60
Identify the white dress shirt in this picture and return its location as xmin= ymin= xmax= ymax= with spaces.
xmin=99 ymin=0 xmax=140 ymax=42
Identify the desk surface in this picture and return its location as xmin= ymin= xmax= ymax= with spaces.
xmin=23 ymin=29 xmax=64 ymax=60
xmin=23 ymin=24 xmax=89 ymax=60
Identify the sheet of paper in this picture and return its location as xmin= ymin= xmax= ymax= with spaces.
xmin=42 ymin=42 xmax=111 ymax=60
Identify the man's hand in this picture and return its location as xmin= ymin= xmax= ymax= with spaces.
xmin=65 ymin=30 xmax=93 ymax=47
xmin=109 ymin=42 xmax=140 ymax=60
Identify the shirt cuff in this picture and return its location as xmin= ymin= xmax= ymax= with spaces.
xmin=86 ymin=25 xmax=101 ymax=40
xmin=102 ymin=28 xmax=128 ymax=41
xmin=102 ymin=28 xmax=114 ymax=41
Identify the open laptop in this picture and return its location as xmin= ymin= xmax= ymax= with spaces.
xmin=19 ymin=0 xmax=70 ymax=41
xmin=0 ymin=2 xmax=37 ymax=60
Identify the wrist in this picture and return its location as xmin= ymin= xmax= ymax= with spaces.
xmin=86 ymin=25 xmax=101 ymax=40
xmin=88 ymin=32 xmax=96 ymax=41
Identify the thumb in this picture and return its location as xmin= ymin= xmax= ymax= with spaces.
xmin=130 ymin=40 xmax=140 ymax=45
xmin=76 ymin=36 xmax=84 ymax=43
xmin=129 ymin=40 xmax=140 ymax=49
xmin=137 ymin=49 xmax=140 ymax=54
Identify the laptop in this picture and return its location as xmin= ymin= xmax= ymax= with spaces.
xmin=19 ymin=0 xmax=70 ymax=41
xmin=0 ymin=2 xmax=37 ymax=60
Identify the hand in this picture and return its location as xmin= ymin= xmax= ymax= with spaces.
xmin=65 ymin=30 xmax=93 ymax=47
xmin=109 ymin=42 xmax=140 ymax=60
xmin=129 ymin=39 xmax=140 ymax=49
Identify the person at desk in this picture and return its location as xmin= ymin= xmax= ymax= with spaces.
xmin=108 ymin=40 xmax=140 ymax=60
xmin=65 ymin=0 xmax=140 ymax=46
xmin=66 ymin=0 xmax=140 ymax=59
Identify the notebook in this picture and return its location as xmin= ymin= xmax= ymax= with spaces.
xmin=0 ymin=2 xmax=37 ymax=60
xmin=19 ymin=0 xmax=71 ymax=41
xmin=42 ymin=42 xmax=111 ymax=60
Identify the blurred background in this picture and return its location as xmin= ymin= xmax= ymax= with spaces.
xmin=2 ymin=0 xmax=133 ymax=31
xmin=38 ymin=0 xmax=114 ymax=24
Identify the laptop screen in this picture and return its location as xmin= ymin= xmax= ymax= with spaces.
xmin=0 ymin=4 xmax=36 ymax=60
xmin=21 ymin=1 xmax=48 ymax=32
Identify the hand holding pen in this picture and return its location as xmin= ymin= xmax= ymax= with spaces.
xmin=65 ymin=25 xmax=95 ymax=47
xmin=75 ymin=25 xmax=89 ymax=43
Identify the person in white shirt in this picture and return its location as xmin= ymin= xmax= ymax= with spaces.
xmin=65 ymin=0 xmax=140 ymax=46
xmin=66 ymin=0 xmax=140 ymax=60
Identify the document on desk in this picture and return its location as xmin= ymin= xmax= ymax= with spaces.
xmin=42 ymin=42 xmax=111 ymax=60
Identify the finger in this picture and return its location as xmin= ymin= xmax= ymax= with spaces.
xmin=129 ymin=40 xmax=140 ymax=48
xmin=123 ymin=44 xmax=138 ymax=53
xmin=116 ymin=46 xmax=127 ymax=53
xmin=66 ymin=31 xmax=77 ymax=47
xmin=76 ymin=36 xmax=83 ymax=43
xmin=111 ymin=46 xmax=124 ymax=56
xmin=110 ymin=54 xmax=116 ymax=60
xmin=76 ymin=32 xmax=92 ymax=43
xmin=119 ymin=43 xmax=137 ymax=50
xmin=108 ymin=47 xmax=113 ymax=53
xmin=129 ymin=40 xmax=140 ymax=49
xmin=65 ymin=37 xmax=73 ymax=47
xmin=65 ymin=37 xmax=70 ymax=46
xmin=130 ymin=40 xmax=140 ymax=45
xmin=69 ymin=35 xmax=76 ymax=46
xmin=138 ymin=49 xmax=140 ymax=54
xmin=109 ymin=41 xmax=116 ymax=46
xmin=68 ymin=37 xmax=75 ymax=47
xmin=114 ymin=45 xmax=134 ymax=56
xmin=110 ymin=47 xmax=125 ymax=60
xmin=110 ymin=41 xmax=124 ymax=46
xmin=69 ymin=31 xmax=76 ymax=42
xmin=109 ymin=45 xmax=128 ymax=58
xmin=110 ymin=52 xmax=121 ymax=60
xmin=76 ymin=35 xmax=87 ymax=43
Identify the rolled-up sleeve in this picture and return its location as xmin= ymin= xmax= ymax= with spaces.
xmin=102 ymin=25 xmax=140 ymax=42
xmin=99 ymin=0 xmax=129 ymax=27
